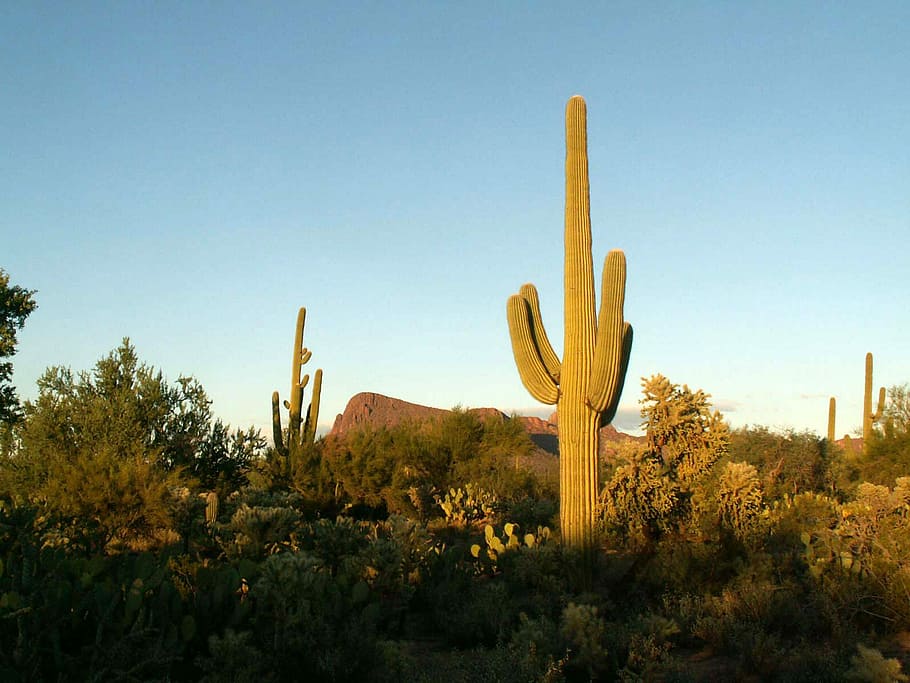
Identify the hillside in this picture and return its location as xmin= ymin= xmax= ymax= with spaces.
xmin=330 ymin=391 xmax=642 ymax=457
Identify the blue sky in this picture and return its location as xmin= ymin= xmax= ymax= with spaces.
xmin=2 ymin=2 xmax=908 ymax=438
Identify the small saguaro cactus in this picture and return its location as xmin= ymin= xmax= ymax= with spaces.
xmin=507 ymin=96 xmax=633 ymax=554
xmin=827 ymin=397 xmax=836 ymax=443
xmin=205 ymin=491 xmax=219 ymax=526
xmin=272 ymin=307 xmax=323 ymax=458
xmin=863 ymin=352 xmax=886 ymax=446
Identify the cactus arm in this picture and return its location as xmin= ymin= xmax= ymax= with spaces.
xmin=518 ymin=284 xmax=561 ymax=383
xmin=304 ymin=368 xmax=323 ymax=444
xmin=271 ymin=391 xmax=288 ymax=457
xmin=587 ymin=250 xmax=630 ymax=412
xmin=874 ymin=387 xmax=886 ymax=421
xmin=599 ymin=322 xmax=633 ymax=426
xmin=507 ymin=295 xmax=560 ymax=404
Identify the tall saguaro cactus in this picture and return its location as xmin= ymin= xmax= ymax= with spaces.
xmin=272 ymin=307 xmax=323 ymax=458
xmin=827 ymin=397 xmax=836 ymax=443
xmin=863 ymin=352 xmax=885 ymax=446
xmin=507 ymin=96 xmax=633 ymax=552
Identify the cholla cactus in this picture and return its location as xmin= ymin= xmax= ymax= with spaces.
xmin=601 ymin=376 xmax=728 ymax=546
xmin=716 ymin=461 xmax=764 ymax=542
xmin=507 ymin=96 xmax=632 ymax=554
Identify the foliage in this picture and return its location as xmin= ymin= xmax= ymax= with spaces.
xmin=0 ymin=269 xmax=37 ymax=426
xmin=322 ymin=409 xmax=551 ymax=517
xmin=3 ymin=333 xmax=910 ymax=680
xmin=728 ymin=426 xmax=829 ymax=500
xmin=559 ymin=602 xmax=610 ymax=679
xmin=0 ymin=340 xmax=264 ymax=551
xmin=846 ymin=644 xmax=908 ymax=682
xmin=860 ymin=384 xmax=910 ymax=487
xmin=601 ymin=375 xmax=729 ymax=547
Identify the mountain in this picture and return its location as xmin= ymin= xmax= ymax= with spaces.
xmin=329 ymin=392 xmax=641 ymax=456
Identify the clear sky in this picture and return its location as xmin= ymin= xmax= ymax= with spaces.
xmin=2 ymin=2 xmax=908 ymax=438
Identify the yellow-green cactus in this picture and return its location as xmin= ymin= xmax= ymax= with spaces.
xmin=272 ymin=307 xmax=323 ymax=457
xmin=827 ymin=397 xmax=836 ymax=443
xmin=205 ymin=491 xmax=219 ymax=526
xmin=863 ymin=352 xmax=886 ymax=447
xmin=507 ymin=96 xmax=632 ymax=553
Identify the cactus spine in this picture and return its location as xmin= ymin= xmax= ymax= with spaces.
xmin=507 ymin=96 xmax=633 ymax=553
xmin=862 ymin=352 xmax=886 ymax=446
xmin=827 ymin=397 xmax=836 ymax=443
xmin=272 ymin=307 xmax=323 ymax=458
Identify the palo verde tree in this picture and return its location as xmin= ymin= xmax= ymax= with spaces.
xmin=0 ymin=268 xmax=37 ymax=425
xmin=1 ymin=339 xmax=262 ymax=550
xmin=507 ymin=95 xmax=632 ymax=554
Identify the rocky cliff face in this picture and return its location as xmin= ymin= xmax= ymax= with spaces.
xmin=331 ymin=392 xmax=450 ymax=435
xmin=330 ymin=392 xmax=641 ymax=456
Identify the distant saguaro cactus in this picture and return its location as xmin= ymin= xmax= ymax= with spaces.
xmin=863 ymin=352 xmax=886 ymax=446
xmin=205 ymin=491 xmax=219 ymax=525
xmin=828 ymin=397 xmax=836 ymax=443
xmin=272 ymin=307 xmax=323 ymax=458
xmin=507 ymin=96 xmax=633 ymax=553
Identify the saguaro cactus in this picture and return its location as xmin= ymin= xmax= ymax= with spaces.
xmin=827 ymin=397 xmax=836 ymax=443
xmin=862 ymin=352 xmax=885 ymax=446
xmin=205 ymin=491 xmax=219 ymax=526
xmin=272 ymin=307 xmax=323 ymax=458
xmin=507 ymin=96 xmax=633 ymax=552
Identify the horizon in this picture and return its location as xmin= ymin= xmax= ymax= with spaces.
xmin=3 ymin=3 xmax=908 ymax=441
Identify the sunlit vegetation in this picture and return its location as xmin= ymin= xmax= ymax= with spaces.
xmin=1 ymin=335 xmax=909 ymax=679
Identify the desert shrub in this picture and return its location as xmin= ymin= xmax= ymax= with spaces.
xmin=729 ymin=426 xmax=829 ymax=500
xmin=227 ymin=551 xmax=381 ymax=681
xmin=560 ymin=602 xmax=611 ymax=680
xmin=0 ymin=530 xmax=198 ymax=680
xmin=846 ymin=644 xmax=908 ymax=682
xmin=503 ymin=495 xmax=559 ymax=529
xmin=436 ymin=575 xmax=515 ymax=647
xmin=858 ymin=386 xmax=910 ymax=488
xmin=197 ymin=628 xmax=274 ymax=682
xmin=322 ymin=410 xmax=550 ymax=518
xmin=799 ymin=478 xmax=910 ymax=633
xmin=0 ymin=341 xmax=263 ymax=552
